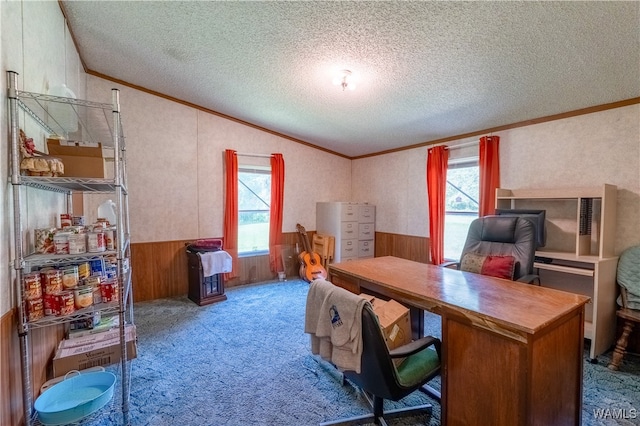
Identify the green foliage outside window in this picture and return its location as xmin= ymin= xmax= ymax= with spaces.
xmin=238 ymin=170 xmax=270 ymax=254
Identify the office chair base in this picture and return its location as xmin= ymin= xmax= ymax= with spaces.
xmin=320 ymin=403 xmax=433 ymax=426
xmin=420 ymin=384 xmax=441 ymax=403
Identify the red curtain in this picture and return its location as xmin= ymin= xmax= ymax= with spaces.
xmin=479 ymin=136 xmax=501 ymax=217
xmin=269 ymin=154 xmax=285 ymax=274
xmin=426 ymin=146 xmax=449 ymax=265
xmin=223 ymin=149 xmax=239 ymax=279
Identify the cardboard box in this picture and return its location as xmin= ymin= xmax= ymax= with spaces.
xmin=53 ymin=325 xmax=137 ymax=376
xmin=61 ymin=324 xmax=136 ymax=349
xmin=360 ymin=293 xmax=411 ymax=351
xmin=46 ymin=139 xmax=113 ymax=178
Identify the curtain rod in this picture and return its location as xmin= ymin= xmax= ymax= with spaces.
xmin=232 ymin=152 xmax=273 ymax=158
xmin=444 ymin=140 xmax=479 ymax=151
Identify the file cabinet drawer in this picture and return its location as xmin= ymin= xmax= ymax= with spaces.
xmin=341 ymin=222 xmax=358 ymax=239
xmin=358 ymin=223 xmax=374 ymax=239
xmin=340 ymin=204 xmax=359 ymax=221
xmin=358 ymin=240 xmax=374 ymax=257
xmin=341 ymin=239 xmax=358 ymax=258
xmin=358 ymin=205 xmax=376 ymax=223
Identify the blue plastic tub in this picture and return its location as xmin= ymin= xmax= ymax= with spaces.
xmin=34 ymin=371 xmax=116 ymax=425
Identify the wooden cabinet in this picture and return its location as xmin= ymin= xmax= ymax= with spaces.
xmin=496 ymin=184 xmax=618 ymax=360
xmin=316 ymin=202 xmax=376 ymax=263
xmin=186 ymin=250 xmax=226 ymax=306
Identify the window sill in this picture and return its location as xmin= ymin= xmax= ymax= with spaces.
xmin=238 ymin=250 xmax=269 ymax=258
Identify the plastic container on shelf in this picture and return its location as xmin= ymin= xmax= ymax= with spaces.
xmin=47 ymin=84 xmax=79 ymax=133
xmin=97 ymin=200 xmax=117 ymax=227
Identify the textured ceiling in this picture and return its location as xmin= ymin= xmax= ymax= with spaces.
xmin=61 ymin=1 xmax=640 ymax=158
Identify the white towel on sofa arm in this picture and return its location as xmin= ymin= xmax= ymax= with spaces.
xmin=198 ymin=251 xmax=232 ymax=276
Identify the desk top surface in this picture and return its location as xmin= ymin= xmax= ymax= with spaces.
xmin=329 ymin=256 xmax=590 ymax=335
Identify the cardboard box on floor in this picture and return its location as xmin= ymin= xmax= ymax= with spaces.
xmin=53 ymin=324 xmax=137 ymax=376
xmin=360 ymin=293 xmax=411 ymax=351
xmin=46 ymin=139 xmax=113 ymax=178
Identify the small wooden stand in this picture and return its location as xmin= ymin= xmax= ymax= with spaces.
xmin=186 ymin=250 xmax=227 ymax=306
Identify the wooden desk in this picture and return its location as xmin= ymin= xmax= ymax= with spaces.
xmin=329 ymin=256 xmax=590 ymax=426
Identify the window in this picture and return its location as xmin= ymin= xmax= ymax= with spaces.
xmin=444 ymin=158 xmax=479 ymax=260
xmin=238 ymin=166 xmax=271 ymax=256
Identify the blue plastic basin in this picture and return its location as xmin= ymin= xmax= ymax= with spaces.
xmin=34 ymin=371 xmax=116 ymax=425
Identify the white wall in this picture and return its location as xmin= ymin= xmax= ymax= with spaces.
xmin=83 ymin=76 xmax=353 ymax=243
xmin=353 ymin=104 xmax=640 ymax=254
xmin=1 ymin=0 xmax=84 ymax=316
xmin=500 ymin=105 xmax=640 ymax=253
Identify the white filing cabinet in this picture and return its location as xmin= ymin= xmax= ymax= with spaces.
xmin=316 ymin=202 xmax=376 ymax=263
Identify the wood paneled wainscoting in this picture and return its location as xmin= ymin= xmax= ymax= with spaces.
xmin=1 ymin=309 xmax=64 ymax=426
xmin=374 ymin=231 xmax=430 ymax=264
xmin=131 ymin=231 xmax=429 ymax=302
xmin=131 ymin=232 xmax=306 ymax=302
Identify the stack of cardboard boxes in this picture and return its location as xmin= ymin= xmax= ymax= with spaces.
xmin=52 ymin=322 xmax=137 ymax=377
xmin=47 ymin=139 xmax=113 ymax=178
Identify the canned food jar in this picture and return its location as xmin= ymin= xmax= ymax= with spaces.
xmin=61 ymin=265 xmax=79 ymax=289
xmin=34 ymin=228 xmax=56 ymax=254
xmin=23 ymin=272 xmax=42 ymax=300
xmin=100 ymin=279 xmax=119 ymax=303
xmin=87 ymin=231 xmax=106 ymax=253
xmin=77 ymin=262 xmax=91 ymax=280
xmin=91 ymin=283 xmax=103 ymax=305
xmin=96 ymin=217 xmax=110 ymax=228
xmin=53 ymin=232 xmax=70 ymax=255
xmin=43 ymin=293 xmax=60 ymax=316
xmin=26 ymin=298 xmax=44 ymax=322
xmin=68 ymin=233 xmax=86 ymax=254
xmin=56 ymin=291 xmax=75 ymax=316
xmin=104 ymin=266 xmax=117 ymax=279
xmin=63 ymin=225 xmax=85 ymax=234
xmin=89 ymin=259 xmax=104 ymax=276
xmin=84 ymin=274 xmax=101 ymax=287
xmin=60 ymin=213 xmax=72 ymax=228
xmin=41 ymin=269 xmax=63 ymax=294
xmin=104 ymin=227 xmax=116 ymax=251
xmin=73 ymin=286 xmax=94 ymax=309
xmin=72 ymin=215 xmax=85 ymax=226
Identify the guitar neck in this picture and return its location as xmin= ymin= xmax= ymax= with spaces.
xmin=302 ymin=233 xmax=312 ymax=254
xmin=297 ymin=224 xmax=313 ymax=254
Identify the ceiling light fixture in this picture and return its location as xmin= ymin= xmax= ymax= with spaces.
xmin=332 ymin=69 xmax=355 ymax=91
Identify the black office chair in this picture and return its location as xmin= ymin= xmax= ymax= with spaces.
xmin=321 ymin=302 xmax=441 ymax=426
xmin=446 ymin=215 xmax=539 ymax=284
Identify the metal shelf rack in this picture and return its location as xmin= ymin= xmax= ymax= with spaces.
xmin=7 ymin=71 xmax=133 ymax=426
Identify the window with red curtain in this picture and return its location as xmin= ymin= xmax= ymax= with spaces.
xmin=223 ymin=149 xmax=239 ymax=279
xmin=269 ymin=154 xmax=285 ymax=274
xmin=478 ymin=136 xmax=500 ymax=217
xmin=427 ymin=146 xmax=449 ymax=265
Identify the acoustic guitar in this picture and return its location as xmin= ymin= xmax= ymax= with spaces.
xmin=296 ymin=223 xmax=328 ymax=283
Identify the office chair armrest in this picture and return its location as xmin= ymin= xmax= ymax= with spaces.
xmin=440 ymin=261 xmax=459 ymax=269
xmin=517 ymin=274 xmax=540 ymax=285
xmin=389 ymin=336 xmax=440 ymax=358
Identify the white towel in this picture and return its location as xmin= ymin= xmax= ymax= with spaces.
xmin=304 ymin=279 xmax=367 ymax=373
xmin=198 ymin=250 xmax=232 ymax=276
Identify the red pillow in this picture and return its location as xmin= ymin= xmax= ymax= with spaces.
xmin=481 ymin=255 xmax=516 ymax=280
xmin=461 ymin=253 xmax=515 ymax=280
